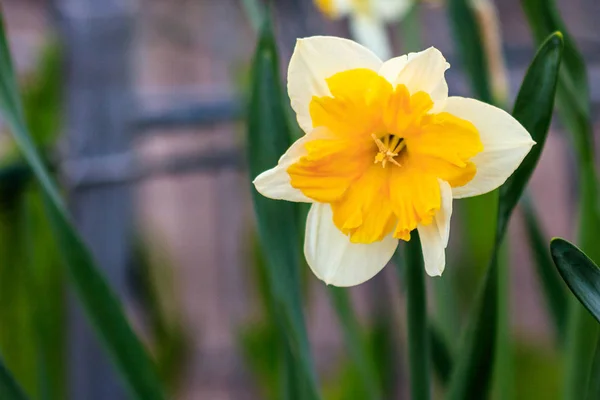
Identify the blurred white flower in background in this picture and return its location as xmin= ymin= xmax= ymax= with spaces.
xmin=313 ymin=0 xmax=413 ymax=59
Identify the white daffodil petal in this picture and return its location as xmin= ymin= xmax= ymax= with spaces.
xmin=373 ymin=0 xmax=413 ymax=22
xmin=288 ymin=36 xmax=383 ymax=134
xmin=416 ymin=179 xmax=452 ymax=276
xmin=348 ymin=14 xmax=392 ymax=60
xmin=417 ymin=221 xmax=446 ymax=277
xmin=378 ymin=54 xmax=408 ymax=84
xmin=304 ymin=203 xmax=398 ymax=286
xmin=444 ymin=97 xmax=536 ymax=199
xmin=252 ymin=129 xmax=330 ymax=203
xmin=436 ymin=179 xmax=453 ymax=247
xmin=253 ymin=167 xmax=312 ymax=202
xmin=394 ymin=47 xmax=449 ymax=112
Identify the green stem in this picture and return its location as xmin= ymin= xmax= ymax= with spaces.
xmin=405 ymin=234 xmax=431 ymax=400
xmin=328 ymin=287 xmax=382 ymax=400
xmin=492 ymin=240 xmax=513 ymax=400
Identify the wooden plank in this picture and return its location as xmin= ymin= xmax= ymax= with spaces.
xmin=54 ymin=1 xmax=136 ymax=399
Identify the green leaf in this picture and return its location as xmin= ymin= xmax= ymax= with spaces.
xmin=497 ymin=32 xmax=563 ymax=238
xmin=404 ymin=234 xmax=431 ymax=400
xmin=0 ymin=356 xmax=28 ymax=400
xmin=0 ymin=170 xmax=39 ymax=399
xmin=521 ymin=196 xmax=568 ymax=344
xmin=447 ymin=0 xmax=492 ymax=103
xmin=550 ymin=238 xmax=600 ymax=323
xmin=521 ymin=2 xmax=600 ymax=398
xmin=445 ymin=32 xmax=563 ymax=400
xmin=22 ymin=42 xmax=63 ymax=148
xmin=247 ymin=19 xmax=320 ymax=400
xmin=0 ymin=14 xmax=165 ymax=400
xmin=550 ymin=239 xmax=600 ymax=400
xmin=521 ymin=0 xmax=590 ymax=129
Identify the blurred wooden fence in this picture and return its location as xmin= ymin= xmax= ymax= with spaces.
xmin=4 ymin=0 xmax=600 ymax=398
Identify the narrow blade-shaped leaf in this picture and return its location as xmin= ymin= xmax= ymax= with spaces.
xmin=445 ymin=32 xmax=563 ymax=400
xmin=247 ymin=19 xmax=320 ymax=400
xmin=497 ymin=32 xmax=563 ymax=238
xmin=521 ymin=2 xmax=600 ymax=398
xmin=0 ymin=356 xmax=28 ymax=400
xmin=0 ymin=14 xmax=165 ymax=400
xmin=521 ymin=0 xmax=589 ymax=118
xmin=550 ymin=239 xmax=600 ymax=324
xmin=552 ymin=236 xmax=600 ymax=400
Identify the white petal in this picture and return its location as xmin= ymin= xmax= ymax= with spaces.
xmin=304 ymin=203 xmax=398 ymax=286
xmin=417 ymin=222 xmax=446 ymax=277
xmin=252 ymin=129 xmax=330 ymax=202
xmin=348 ymin=14 xmax=392 ymax=60
xmin=253 ymin=168 xmax=312 ymax=202
xmin=443 ymin=97 xmax=536 ymax=199
xmin=373 ymin=0 xmax=413 ymax=21
xmin=378 ymin=54 xmax=408 ymax=83
xmin=436 ymin=179 xmax=453 ymax=247
xmin=287 ymin=36 xmax=383 ymax=134
xmin=416 ymin=179 xmax=452 ymax=276
xmin=394 ymin=47 xmax=450 ymax=112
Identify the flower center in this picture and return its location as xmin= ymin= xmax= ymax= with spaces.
xmin=371 ymin=134 xmax=406 ymax=168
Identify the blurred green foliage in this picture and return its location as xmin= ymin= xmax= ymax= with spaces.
xmin=0 ymin=41 xmax=65 ymax=400
xmin=246 ymin=16 xmax=320 ymax=400
xmin=0 ymin=1 xmax=595 ymax=400
xmin=0 ymin=15 xmax=167 ymax=399
xmin=446 ymin=32 xmax=562 ymax=400
xmin=521 ymin=0 xmax=600 ymax=398
xmin=130 ymin=237 xmax=189 ymax=394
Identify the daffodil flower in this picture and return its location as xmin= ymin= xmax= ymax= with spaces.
xmin=314 ymin=0 xmax=411 ymax=59
xmin=253 ymin=37 xmax=534 ymax=287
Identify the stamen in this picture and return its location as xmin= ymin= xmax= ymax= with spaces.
xmin=371 ymin=134 xmax=405 ymax=168
xmin=389 ymin=135 xmax=401 ymax=152
xmin=372 ymin=134 xmax=387 ymax=153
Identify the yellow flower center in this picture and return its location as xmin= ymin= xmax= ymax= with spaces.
xmin=288 ymin=69 xmax=483 ymax=244
xmin=372 ymin=134 xmax=406 ymax=168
